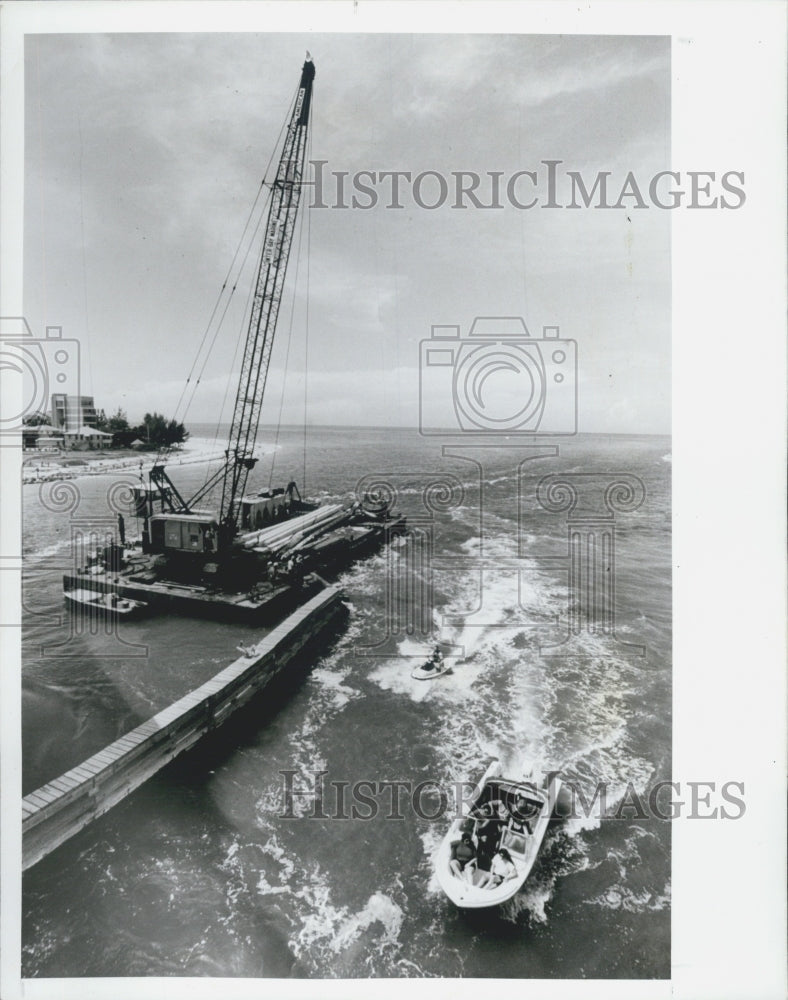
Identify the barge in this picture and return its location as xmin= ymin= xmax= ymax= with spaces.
xmin=64 ymin=502 xmax=403 ymax=624
xmin=63 ymin=54 xmax=405 ymax=620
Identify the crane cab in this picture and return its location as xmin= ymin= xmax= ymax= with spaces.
xmin=148 ymin=513 xmax=219 ymax=555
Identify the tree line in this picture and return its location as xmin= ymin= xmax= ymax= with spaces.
xmin=22 ymin=408 xmax=188 ymax=449
xmin=95 ymin=409 xmax=189 ymax=448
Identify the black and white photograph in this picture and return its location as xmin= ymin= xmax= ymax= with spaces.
xmin=0 ymin=2 xmax=784 ymax=997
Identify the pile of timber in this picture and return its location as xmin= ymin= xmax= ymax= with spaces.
xmin=239 ymin=503 xmax=350 ymax=557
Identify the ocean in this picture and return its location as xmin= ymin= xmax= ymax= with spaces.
xmin=21 ymin=426 xmax=671 ymax=979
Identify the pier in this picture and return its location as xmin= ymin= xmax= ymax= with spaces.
xmin=22 ymin=584 xmax=344 ymax=871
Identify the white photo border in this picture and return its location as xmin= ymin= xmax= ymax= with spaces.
xmin=1 ymin=3 xmax=785 ymax=999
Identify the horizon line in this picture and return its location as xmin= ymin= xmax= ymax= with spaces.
xmin=184 ymin=422 xmax=672 ymax=438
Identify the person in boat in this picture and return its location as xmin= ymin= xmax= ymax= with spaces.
xmin=422 ymin=645 xmax=443 ymax=673
xmin=478 ymin=848 xmax=517 ymax=889
xmin=474 ymin=803 xmax=502 ymax=871
xmin=511 ymin=793 xmax=540 ymax=835
xmin=449 ymin=831 xmax=477 ymax=883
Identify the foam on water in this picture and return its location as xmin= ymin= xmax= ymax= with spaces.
xmin=419 ymin=829 xmax=445 ymax=897
xmin=23 ymin=537 xmax=74 ymax=563
xmin=308 ymin=667 xmax=359 ymax=709
xmin=329 ymin=892 xmax=404 ymax=953
xmin=367 ymin=652 xmax=486 ymax=704
xmin=292 ymin=877 xmax=404 ymax=964
xmin=398 ymin=504 xmax=666 ymax=923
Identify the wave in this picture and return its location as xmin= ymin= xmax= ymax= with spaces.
xmin=23 ymin=537 xmax=74 ymax=563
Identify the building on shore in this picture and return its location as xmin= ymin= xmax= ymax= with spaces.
xmin=48 ymin=394 xmax=112 ymax=447
xmin=22 ymin=424 xmax=65 ymax=450
xmin=50 ymin=394 xmax=98 ymax=433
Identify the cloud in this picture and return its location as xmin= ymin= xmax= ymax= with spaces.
xmin=24 ymin=32 xmax=671 ymax=435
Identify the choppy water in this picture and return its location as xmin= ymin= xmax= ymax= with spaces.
xmin=21 ymin=427 xmax=671 ymax=978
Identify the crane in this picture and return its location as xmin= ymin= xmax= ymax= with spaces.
xmin=137 ymin=55 xmax=316 ymax=562
xmin=70 ymin=52 xmax=405 ymax=610
xmin=217 ymin=53 xmax=315 ymax=543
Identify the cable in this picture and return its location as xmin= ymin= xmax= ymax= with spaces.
xmin=153 ymin=83 xmax=302 ymax=479
xmin=180 ymin=195 xmax=270 ymax=425
xmin=188 ymin=75 xmax=308 ymax=509
xmin=267 ymin=140 xmax=311 ymax=490
xmin=168 ymin=179 xmax=270 ymax=429
xmin=302 ymin=93 xmax=314 ymax=494
xmin=171 ymin=87 xmax=296 ymax=423
xmin=78 ymin=112 xmax=94 ymax=402
xmin=194 ymin=221 xmax=263 ymax=503
xmin=153 ymin=82 xmax=300 ymax=470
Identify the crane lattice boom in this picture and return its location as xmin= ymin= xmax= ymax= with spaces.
xmin=218 ymin=56 xmax=315 ymax=537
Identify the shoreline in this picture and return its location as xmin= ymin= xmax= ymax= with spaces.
xmin=22 ymin=437 xmax=227 ymax=485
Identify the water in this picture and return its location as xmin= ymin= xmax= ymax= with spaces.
xmin=21 ymin=427 xmax=671 ymax=978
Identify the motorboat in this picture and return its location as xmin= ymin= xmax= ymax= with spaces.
xmin=435 ymin=759 xmax=562 ymax=908
xmin=64 ymin=588 xmax=148 ymax=619
xmin=411 ymin=649 xmax=452 ymax=680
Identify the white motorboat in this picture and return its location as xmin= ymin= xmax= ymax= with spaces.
xmin=435 ymin=759 xmax=562 ymax=909
xmin=64 ymin=588 xmax=148 ymax=620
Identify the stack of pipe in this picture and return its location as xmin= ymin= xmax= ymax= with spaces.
xmin=275 ymin=506 xmax=352 ymax=555
xmin=239 ymin=504 xmax=346 ymax=555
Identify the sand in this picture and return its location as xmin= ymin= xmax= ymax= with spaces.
xmin=22 ymin=437 xmax=227 ymax=484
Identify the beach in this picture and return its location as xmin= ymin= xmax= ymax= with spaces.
xmin=21 ymin=437 xmax=228 ymax=485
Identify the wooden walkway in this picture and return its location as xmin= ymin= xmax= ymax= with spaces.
xmin=22 ymin=585 xmax=343 ymax=871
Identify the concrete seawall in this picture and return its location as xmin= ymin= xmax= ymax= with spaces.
xmin=22 ymin=585 xmax=343 ymax=871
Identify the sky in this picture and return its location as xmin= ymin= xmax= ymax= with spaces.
xmin=24 ymin=32 xmax=671 ymax=433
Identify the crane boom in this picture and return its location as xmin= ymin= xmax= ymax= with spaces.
xmin=84 ymin=52 xmax=407 ymax=603
xmin=218 ymin=55 xmax=315 ymax=539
